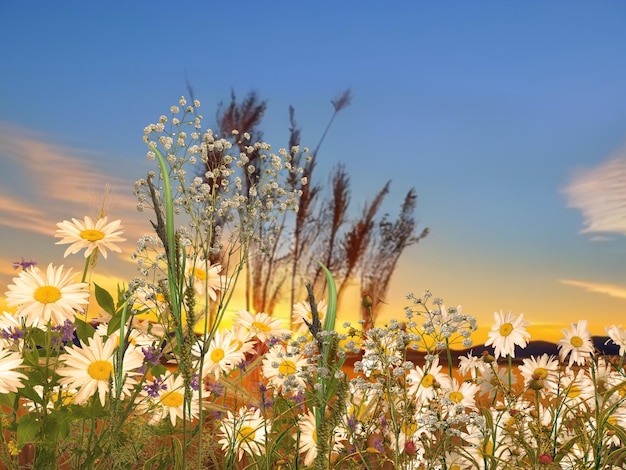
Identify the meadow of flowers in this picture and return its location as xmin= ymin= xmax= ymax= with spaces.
xmin=1 ymin=97 xmax=626 ymax=469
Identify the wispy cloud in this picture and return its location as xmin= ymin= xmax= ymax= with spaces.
xmin=0 ymin=122 xmax=150 ymax=246
xmin=560 ymin=279 xmax=626 ymax=300
xmin=563 ymin=146 xmax=626 ymax=237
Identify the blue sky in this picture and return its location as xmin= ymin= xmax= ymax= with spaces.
xmin=1 ymin=1 xmax=625 ymax=342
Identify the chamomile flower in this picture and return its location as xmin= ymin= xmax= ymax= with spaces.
xmin=606 ymin=325 xmax=626 ymax=356
xmin=261 ymin=344 xmax=307 ymax=393
xmin=294 ymin=410 xmax=345 ymax=466
xmin=558 ymin=320 xmax=594 ymax=367
xmin=294 ymin=410 xmax=319 ymax=466
xmin=193 ymin=329 xmax=245 ymax=380
xmin=518 ymin=354 xmax=559 ymax=388
xmin=187 ymin=260 xmax=226 ymax=301
xmin=406 ymin=357 xmax=449 ymax=403
xmin=218 ymin=406 xmax=266 ymax=461
xmin=479 ymin=365 xmax=518 ymax=398
xmin=57 ymin=334 xmax=143 ymax=406
xmin=5 ymin=263 xmax=89 ymax=327
xmin=0 ymin=346 xmax=27 ymax=394
xmin=236 ymin=310 xmax=291 ymax=343
xmin=55 ymin=216 xmax=126 ymax=259
xmin=458 ymin=351 xmax=486 ymax=378
xmin=139 ymin=373 xmax=200 ymax=426
xmin=484 ymin=310 xmax=530 ymax=359
xmin=443 ymin=378 xmax=480 ymax=415
xmin=553 ymin=368 xmax=596 ymax=410
xmin=229 ymin=324 xmax=257 ymax=356
xmin=292 ymin=299 xmax=327 ymax=336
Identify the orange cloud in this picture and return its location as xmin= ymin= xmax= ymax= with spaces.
xmin=560 ymin=278 xmax=626 ymax=300
xmin=562 ymin=146 xmax=626 ymax=237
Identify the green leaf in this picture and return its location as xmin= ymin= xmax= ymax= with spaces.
xmin=318 ymin=261 xmax=337 ymax=333
xmin=17 ymin=413 xmax=41 ymax=447
xmin=94 ymin=283 xmax=116 ymax=316
xmin=74 ymin=317 xmax=95 ymax=343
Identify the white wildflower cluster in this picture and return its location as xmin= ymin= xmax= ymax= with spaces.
xmin=136 ymin=98 xmax=305 ymax=261
xmin=405 ymin=291 xmax=478 ymax=350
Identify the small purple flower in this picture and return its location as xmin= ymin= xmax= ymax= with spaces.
xmin=13 ymin=257 xmax=37 ymax=271
xmin=207 ymin=381 xmax=224 ymax=396
xmin=189 ymin=374 xmax=199 ymax=391
xmin=144 ymin=377 xmax=167 ymax=398
xmin=141 ymin=345 xmax=162 ymax=366
xmin=59 ymin=320 xmax=75 ymax=343
xmin=346 ymin=414 xmax=358 ymax=431
xmin=1 ymin=327 xmax=25 ymax=341
xmin=372 ymin=436 xmax=385 ymax=454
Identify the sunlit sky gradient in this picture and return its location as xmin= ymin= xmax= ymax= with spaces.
xmin=1 ymin=2 xmax=625 ymax=344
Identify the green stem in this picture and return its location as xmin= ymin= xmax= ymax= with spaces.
xmin=81 ymin=254 xmax=91 ymax=283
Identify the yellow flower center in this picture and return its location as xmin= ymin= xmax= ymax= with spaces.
xmin=252 ymin=321 xmax=271 ymax=332
xmin=479 ymin=438 xmax=494 ymax=458
xmin=160 ymin=391 xmax=184 ymax=408
xmin=607 ymin=415 xmax=617 ymax=426
xmin=237 ymin=425 xmax=256 ymax=443
xmin=421 ymin=373 xmax=435 ymax=388
xmin=191 ymin=268 xmax=207 ymax=281
xmin=87 ymin=360 xmax=113 ymax=381
xmin=155 ymin=293 xmax=166 ymax=303
xmin=80 ymin=229 xmax=105 ymax=241
xmin=534 ymin=367 xmax=548 ymax=379
xmin=401 ymin=421 xmax=417 ymax=436
xmin=278 ymin=359 xmax=296 ymax=376
xmin=449 ymin=391 xmax=464 ymax=403
xmin=499 ymin=322 xmax=514 ymax=337
xmin=34 ymin=285 xmax=61 ymax=304
xmin=312 ymin=429 xmax=317 ymax=443
xmin=566 ymin=384 xmax=581 ymax=399
xmin=231 ymin=338 xmax=243 ymax=351
xmin=570 ymin=336 xmax=584 ymax=347
xmin=211 ymin=348 xmax=225 ymax=363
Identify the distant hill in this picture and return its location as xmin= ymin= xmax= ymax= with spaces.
xmin=452 ymin=336 xmax=619 ymax=363
xmin=342 ymin=336 xmax=621 ymax=371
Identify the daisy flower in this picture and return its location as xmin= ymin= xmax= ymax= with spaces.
xmin=406 ymin=357 xmax=449 ymax=404
xmin=5 ymin=263 xmax=90 ymax=327
xmin=294 ymin=410 xmax=318 ymax=466
xmin=606 ymin=325 xmax=626 ymax=356
xmin=187 ymin=260 xmax=226 ymax=301
xmin=443 ymin=378 xmax=480 ymax=415
xmin=218 ymin=406 xmax=266 ymax=461
xmin=138 ymin=373 xmax=200 ymax=426
xmin=551 ymin=368 xmax=595 ymax=410
xmin=292 ymin=299 xmax=327 ymax=337
xmin=95 ymin=323 xmax=157 ymax=350
xmin=294 ymin=409 xmax=346 ymax=466
xmin=236 ymin=310 xmax=291 ymax=343
xmin=261 ymin=344 xmax=308 ymax=393
xmin=458 ymin=351 xmax=486 ymax=378
xmin=229 ymin=324 xmax=257 ymax=356
xmin=479 ymin=365 xmax=518 ymax=398
xmin=484 ymin=310 xmax=530 ymax=359
xmin=193 ymin=329 xmax=245 ymax=380
xmin=518 ymin=353 xmax=559 ymax=388
xmin=55 ymin=216 xmax=126 ymax=259
xmin=57 ymin=334 xmax=144 ymax=406
xmin=0 ymin=346 xmax=27 ymax=394
xmin=558 ymin=320 xmax=594 ymax=367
